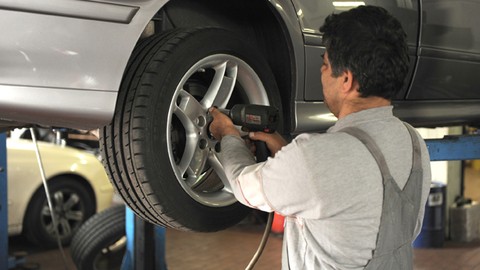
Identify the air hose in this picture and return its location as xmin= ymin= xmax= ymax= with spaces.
xmin=245 ymin=141 xmax=275 ymax=270
xmin=245 ymin=211 xmax=275 ymax=270
xmin=30 ymin=128 xmax=70 ymax=270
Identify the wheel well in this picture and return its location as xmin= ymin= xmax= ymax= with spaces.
xmin=155 ymin=0 xmax=294 ymax=133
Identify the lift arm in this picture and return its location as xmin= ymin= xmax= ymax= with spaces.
xmin=426 ymin=135 xmax=480 ymax=161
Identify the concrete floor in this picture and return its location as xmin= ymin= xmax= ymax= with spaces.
xmin=8 ymin=226 xmax=480 ymax=270
xmin=8 ymin=166 xmax=480 ymax=270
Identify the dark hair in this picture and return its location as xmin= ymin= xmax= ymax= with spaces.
xmin=320 ymin=5 xmax=409 ymax=99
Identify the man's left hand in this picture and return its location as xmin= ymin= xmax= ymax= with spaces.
xmin=249 ymin=131 xmax=287 ymax=157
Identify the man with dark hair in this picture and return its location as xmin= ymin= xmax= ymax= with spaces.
xmin=320 ymin=5 xmax=410 ymax=101
xmin=210 ymin=5 xmax=431 ymax=269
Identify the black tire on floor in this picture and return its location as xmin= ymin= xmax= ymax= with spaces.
xmin=100 ymin=27 xmax=282 ymax=232
xmin=23 ymin=177 xmax=95 ymax=248
xmin=70 ymin=204 xmax=126 ymax=270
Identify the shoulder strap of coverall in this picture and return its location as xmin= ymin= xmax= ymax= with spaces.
xmin=339 ymin=122 xmax=423 ymax=270
xmin=338 ymin=123 xmax=422 ymax=191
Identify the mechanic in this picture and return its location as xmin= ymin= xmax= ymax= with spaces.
xmin=209 ymin=5 xmax=431 ymax=270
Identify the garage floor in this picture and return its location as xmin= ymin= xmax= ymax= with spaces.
xmin=8 ymin=166 xmax=480 ymax=270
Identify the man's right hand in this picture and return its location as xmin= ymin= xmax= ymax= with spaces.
xmin=209 ymin=107 xmax=241 ymax=140
xmin=248 ymin=131 xmax=287 ymax=157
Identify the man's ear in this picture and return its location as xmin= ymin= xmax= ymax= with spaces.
xmin=341 ymin=70 xmax=353 ymax=91
xmin=341 ymin=70 xmax=359 ymax=94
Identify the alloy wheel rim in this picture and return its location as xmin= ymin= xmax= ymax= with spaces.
xmin=166 ymin=54 xmax=270 ymax=207
xmin=41 ymin=190 xmax=84 ymax=238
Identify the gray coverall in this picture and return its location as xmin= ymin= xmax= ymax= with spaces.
xmin=342 ymin=123 xmax=423 ymax=270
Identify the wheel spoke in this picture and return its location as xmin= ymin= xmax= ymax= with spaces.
xmin=65 ymin=210 xmax=84 ymax=221
xmin=175 ymin=89 xmax=206 ymax=126
xmin=176 ymin=140 xmax=195 ymax=175
xmin=41 ymin=205 xmax=52 ymax=217
xmin=63 ymin=194 xmax=80 ymax=211
xmin=201 ymin=60 xmax=238 ymax=108
xmin=208 ymin=151 xmax=232 ymax=193
xmin=59 ymin=218 xmax=72 ymax=235
xmin=173 ymin=89 xmax=211 ymax=180
xmin=45 ymin=223 xmax=56 ymax=235
xmin=185 ymin=147 xmax=209 ymax=180
xmin=54 ymin=191 xmax=64 ymax=206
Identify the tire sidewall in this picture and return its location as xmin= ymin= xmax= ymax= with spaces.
xmin=130 ymin=28 xmax=282 ymax=231
xmin=71 ymin=205 xmax=126 ymax=270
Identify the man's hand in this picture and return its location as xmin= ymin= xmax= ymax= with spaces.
xmin=209 ymin=107 xmax=241 ymax=140
xmin=248 ymin=131 xmax=287 ymax=157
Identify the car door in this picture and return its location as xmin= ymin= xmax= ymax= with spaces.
xmin=291 ymin=0 xmax=420 ymax=101
xmin=407 ymin=0 xmax=480 ymax=99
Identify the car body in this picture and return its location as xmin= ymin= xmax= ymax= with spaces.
xmin=1 ymin=0 xmax=479 ymax=231
xmin=7 ymin=136 xmax=114 ymax=247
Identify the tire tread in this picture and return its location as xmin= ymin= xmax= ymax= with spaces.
xmin=70 ymin=205 xmax=126 ymax=270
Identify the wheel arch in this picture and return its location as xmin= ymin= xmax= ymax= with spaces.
xmin=146 ymin=0 xmax=299 ymax=133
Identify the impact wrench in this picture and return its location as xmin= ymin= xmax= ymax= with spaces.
xmin=218 ymin=104 xmax=279 ymax=160
xmin=214 ymin=104 xmax=280 ymax=270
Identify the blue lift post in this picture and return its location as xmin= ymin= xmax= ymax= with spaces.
xmin=122 ymin=207 xmax=167 ymax=270
xmin=0 ymin=133 xmax=26 ymax=269
xmin=1 ymin=133 xmax=7 ymax=270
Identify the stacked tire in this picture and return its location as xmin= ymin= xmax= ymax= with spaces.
xmin=70 ymin=205 xmax=126 ymax=270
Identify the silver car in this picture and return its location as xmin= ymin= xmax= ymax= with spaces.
xmin=1 ymin=0 xmax=479 ymax=231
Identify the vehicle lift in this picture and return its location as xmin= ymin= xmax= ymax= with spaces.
xmin=0 ymin=133 xmax=27 ymax=269
xmin=1 ymin=131 xmax=480 ymax=269
xmin=121 ymin=208 xmax=167 ymax=270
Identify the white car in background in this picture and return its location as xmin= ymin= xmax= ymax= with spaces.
xmin=7 ymin=136 xmax=114 ymax=248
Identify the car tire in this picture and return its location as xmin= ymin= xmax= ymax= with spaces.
xmin=70 ymin=205 xmax=126 ymax=270
xmin=100 ymin=27 xmax=282 ymax=231
xmin=23 ymin=177 xmax=96 ymax=248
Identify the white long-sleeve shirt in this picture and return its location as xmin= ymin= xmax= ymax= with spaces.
xmin=219 ymin=106 xmax=431 ymax=269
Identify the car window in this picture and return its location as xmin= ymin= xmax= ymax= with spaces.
xmin=291 ymin=0 xmax=419 ymax=46
xmin=422 ymin=0 xmax=480 ymax=53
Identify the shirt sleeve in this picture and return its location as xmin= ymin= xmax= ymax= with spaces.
xmin=219 ymin=135 xmax=273 ymax=212
xmin=219 ymin=134 xmax=311 ymax=213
